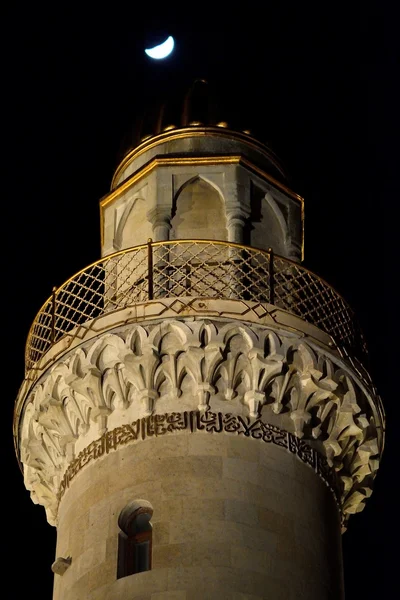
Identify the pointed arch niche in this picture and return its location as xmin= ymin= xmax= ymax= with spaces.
xmin=250 ymin=187 xmax=289 ymax=256
xmin=113 ymin=195 xmax=151 ymax=252
xmin=171 ymin=176 xmax=227 ymax=241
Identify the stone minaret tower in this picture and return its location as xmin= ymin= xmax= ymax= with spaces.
xmin=14 ymin=81 xmax=384 ymax=599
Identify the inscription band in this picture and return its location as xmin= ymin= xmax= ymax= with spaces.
xmin=58 ymin=411 xmax=341 ymax=508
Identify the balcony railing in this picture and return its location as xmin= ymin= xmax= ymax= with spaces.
xmin=25 ymin=240 xmax=367 ymax=375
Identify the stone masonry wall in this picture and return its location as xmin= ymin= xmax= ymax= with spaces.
xmin=53 ymin=431 xmax=344 ymax=600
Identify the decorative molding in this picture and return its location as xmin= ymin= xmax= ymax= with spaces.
xmin=19 ymin=319 xmax=382 ymax=527
xmin=58 ymin=410 xmax=341 ymax=505
xmin=110 ymin=130 xmax=290 ymax=190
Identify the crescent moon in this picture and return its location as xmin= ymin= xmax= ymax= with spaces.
xmin=145 ymin=36 xmax=175 ymax=59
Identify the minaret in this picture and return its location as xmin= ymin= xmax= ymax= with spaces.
xmin=14 ymin=80 xmax=384 ymax=599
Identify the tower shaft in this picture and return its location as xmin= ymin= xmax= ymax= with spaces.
xmin=15 ymin=97 xmax=383 ymax=599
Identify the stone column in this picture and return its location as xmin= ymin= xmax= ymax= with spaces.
xmin=225 ymin=206 xmax=249 ymax=249
xmin=226 ymin=211 xmax=247 ymax=244
xmin=147 ymin=206 xmax=172 ymax=242
xmin=225 ymin=206 xmax=251 ymax=298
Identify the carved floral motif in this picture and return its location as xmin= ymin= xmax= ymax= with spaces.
xmin=19 ymin=320 xmax=382 ymax=526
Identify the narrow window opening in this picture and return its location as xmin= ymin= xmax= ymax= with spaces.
xmin=117 ymin=499 xmax=153 ymax=579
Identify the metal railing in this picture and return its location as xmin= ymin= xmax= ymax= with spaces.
xmin=25 ymin=240 xmax=367 ymax=374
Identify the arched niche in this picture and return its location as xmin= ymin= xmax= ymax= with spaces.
xmin=117 ymin=499 xmax=153 ymax=579
xmin=251 ymin=188 xmax=289 ymax=255
xmin=114 ymin=199 xmax=134 ymax=251
xmin=113 ymin=196 xmax=151 ymax=251
xmin=171 ymin=176 xmax=227 ymax=241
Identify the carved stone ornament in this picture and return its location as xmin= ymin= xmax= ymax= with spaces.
xmin=58 ymin=410 xmax=342 ymax=509
xmin=51 ymin=556 xmax=72 ymax=576
xmin=19 ymin=319 xmax=383 ymax=527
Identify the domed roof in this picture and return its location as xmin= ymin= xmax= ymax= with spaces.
xmin=116 ymin=79 xmax=287 ymax=181
xmin=119 ymin=79 xmax=245 ymax=149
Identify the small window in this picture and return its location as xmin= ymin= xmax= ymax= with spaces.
xmin=117 ymin=499 xmax=153 ymax=579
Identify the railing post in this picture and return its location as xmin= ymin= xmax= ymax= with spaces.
xmin=51 ymin=286 xmax=57 ymax=344
xmin=147 ymin=238 xmax=154 ymax=300
xmin=268 ymin=248 xmax=275 ymax=306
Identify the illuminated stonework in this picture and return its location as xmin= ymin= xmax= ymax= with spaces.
xmin=20 ymin=319 xmax=380 ymax=526
xmin=58 ymin=410 xmax=341 ymax=503
xmin=14 ymin=86 xmax=384 ymax=599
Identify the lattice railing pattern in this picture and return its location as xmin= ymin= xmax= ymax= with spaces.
xmin=25 ymin=240 xmax=367 ymax=373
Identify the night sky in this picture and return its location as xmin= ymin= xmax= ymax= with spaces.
xmin=3 ymin=4 xmax=393 ymax=598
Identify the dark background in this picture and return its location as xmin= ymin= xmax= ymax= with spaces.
xmin=3 ymin=3 xmax=393 ymax=598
